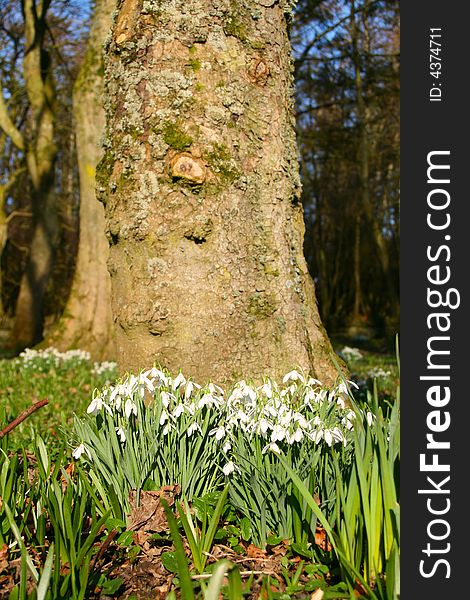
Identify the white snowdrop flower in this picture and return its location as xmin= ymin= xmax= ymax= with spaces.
xmin=283 ymin=370 xmax=305 ymax=384
xmin=173 ymin=372 xmax=186 ymax=390
xmin=72 ymin=444 xmax=91 ymax=460
xmin=324 ymin=430 xmax=333 ymax=447
xmin=186 ymin=403 xmax=196 ymax=415
xmin=210 ymin=426 xmax=226 ymax=441
xmin=222 ymin=441 xmax=232 ymax=453
xmin=312 ymin=415 xmax=322 ymax=427
xmin=184 ymin=380 xmax=200 ymax=399
xmin=159 ymin=410 xmax=169 ymax=426
xmin=331 ymin=427 xmax=344 ymax=444
xmin=366 ymin=412 xmax=375 ymax=426
xmin=160 ymin=391 xmax=174 ymax=408
xmin=293 ymin=413 xmax=308 ymax=428
xmin=271 ymin=425 xmax=286 ymax=442
xmin=309 ymin=429 xmax=324 ymax=444
xmin=187 ymin=422 xmax=201 ymax=437
xmin=244 ymin=385 xmax=257 ymax=402
xmin=138 ymin=373 xmax=155 ymax=393
xmin=173 ymin=404 xmax=185 ymax=418
xmin=115 ymin=427 xmax=126 ymax=443
xmin=208 ymin=382 xmax=224 ymax=396
xmin=348 ymin=380 xmax=359 ymax=390
xmin=307 ymin=377 xmax=323 ymax=386
xmin=342 ymin=417 xmax=355 ymax=430
xmin=222 ymin=461 xmax=235 ymax=476
xmin=304 ymin=388 xmax=321 ymax=404
xmin=197 ymin=394 xmax=216 ymax=409
xmin=279 ymin=410 xmax=294 ymax=427
xmin=337 ymin=397 xmax=346 ymax=409
xmin=87 ymin=395 xmax=112 ymax=416
xmin=259 ymin=381 xmax=273 ymax=398
xmin=280 ymin=384 xmax=297 ymax=398
xmin=257 ymin=418 xmax=270 ymax=435
xmin=287 ymin=428 xmax=304 ymax=444
xmin=163 ymin=423 xmax=172 ymax=436
xmin=142 ymin=368 xmax=168 ymax=387
xmin=125 ymin=398 xmax=137 ymax=418
xmin=262 ymin=442 xmax=281 ymax=455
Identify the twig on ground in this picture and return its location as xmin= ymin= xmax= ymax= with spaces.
xmin=0 ymin=398 xmax=48 ymax=438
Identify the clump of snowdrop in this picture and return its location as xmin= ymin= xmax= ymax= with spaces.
xmin=339 ymin=346 xmax=363 ymax=362
xmin=367 ymin=367 xmax=392 ymax=380
xmin=71 ymin=365 xmax=375 ymax=537
xmin=19 ymin=347 xmax=91 ymax=371
xmin=92 ymin=361 xmax=118 ymax=379
xmin=17 ymin=347 xmax=118 ymax=383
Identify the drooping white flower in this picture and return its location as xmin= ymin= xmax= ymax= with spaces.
xmin=210 ymin=426 xmax=226 ymax=441
xmin=331 ymin=427 xmax=344 ymax=444
xmin=87 ymin=394 xmax=112 ymax=416
xmin=72 ymin=443 xmax=91 ymax=460
xmin=257 ymin=418 xmax=270 ymax=435
xmin=115 ymin=427 xmax=126 ymax=443
xmin=366 ymin=411 xmax=375 ymax=426
xmin=222 ymin=461 xmax=235 ymax=476
xmin=286 ymin=428 xmax=304 ymax=444
xmin=262 ymin=442 xmax=281 ymax=455
xmin=184 ymin=380 xmax=200 ymax=399
xmin=173 ymin=372 xmax=186 ymax=390
xmin=222 ymin=441 xmax=231 ymax=453
xmin=173 ymin=404 xmax=185 ymax=418
xmin=159 ymin=410 xmax=169 ymax=426
xmin=208 ymin=382 xmax=224 ymax=396
xmin=283 ymin=370 xmax=305 ymax=384
xmin=271 ymin=425 xmax=286 ymax=443
xmin=160 ymin=391 xmax=175 ymax=408
xmin=143 ymin=368 xmax=168 ymax=387
xmin=307 ymin=377 xmax=323 ymax=386
xmin=259 ymin=381 xmax=273 ymax=398
xmin=125 ymin=398 xmax=137 ymax=418
xmin=308 ymin=429 xmax=324 ymax=444
xmin=293 ymin=413 xmax=308 ymax=428
xmin=197 ymin=393 xmax=217 ymax=409
xmin=187 ymin=422 xmax=201 ymax=437
xmin=324 ymin=429 xmax=333 ymax=447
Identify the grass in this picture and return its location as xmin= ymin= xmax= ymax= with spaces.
xmin=0 ymin=343 xmax=399 ymax=599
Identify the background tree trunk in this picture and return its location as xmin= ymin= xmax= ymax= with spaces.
xmin=99 ymin=0 xmax=339 ymax=385
xmin=45 ymin=0 xmax=116 ymax=360
xmin=7 ymin=0 xmax=58 ymax=350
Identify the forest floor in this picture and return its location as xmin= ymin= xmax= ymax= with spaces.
xmin=0 ymin=338 xmax=399 ymax=599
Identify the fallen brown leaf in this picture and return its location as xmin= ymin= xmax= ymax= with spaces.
xmin=314 ymin=526 xmax=332 ymax=552
xmin=127 ymin=485 xmax=181 ymax=533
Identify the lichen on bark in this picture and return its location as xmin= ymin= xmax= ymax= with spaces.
xmin=98 ymin=0 xmax=340 ymax=385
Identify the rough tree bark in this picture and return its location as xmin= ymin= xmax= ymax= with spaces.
xmin=46 ymin=0 xmax=116 ymax=360
xmin=98 ymin=0 xmax=339 ymax=385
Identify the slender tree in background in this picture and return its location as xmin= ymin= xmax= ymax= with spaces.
xmin=294 ymin=0 xmax=399 ymax=337
xmin=0 ymin=0 xmax=88 ymax=350
xmin=98 ymin=0 xmax=339 ymax=384
xmin=46 ymin=0 xmax=115 ymax=359
xmin=4 ymin=0 xmax=59 ymax=349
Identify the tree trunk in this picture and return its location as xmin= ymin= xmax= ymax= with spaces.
xmin=45 ymin=0 xmax=116 ymax=360
xmin=6 ymin=0 xmax=58 ymax=351
xmin=98 ymin=0 xmax=339 ymax=385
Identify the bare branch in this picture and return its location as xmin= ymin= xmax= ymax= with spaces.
xmin=0 ymin=80 xmax=24 ymax=150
